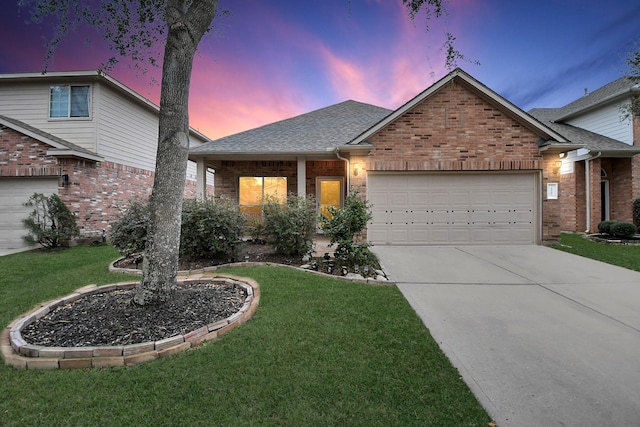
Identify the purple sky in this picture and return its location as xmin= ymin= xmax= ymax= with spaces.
xmin=1 ymin=0 xmax=638 ymax=139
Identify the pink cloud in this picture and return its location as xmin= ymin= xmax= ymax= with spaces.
xmin=187 ymin=54 xmax=309 ymax=139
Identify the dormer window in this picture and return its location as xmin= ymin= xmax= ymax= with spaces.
xmin=49 ymin=85 xmax=90 ymax=118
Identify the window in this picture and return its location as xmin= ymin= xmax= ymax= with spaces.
xmin=239 ymin=177 xmax=287 ymax=217
xmin=50 ymin=85 xmax=90 ymax=118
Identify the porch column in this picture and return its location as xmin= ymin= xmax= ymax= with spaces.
xmin=297 ymin=157 xmax=306 ymax=197
xmin=196 ymin=158 xmax=207 ymax=200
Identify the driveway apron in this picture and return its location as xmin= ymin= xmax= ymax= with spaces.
xmin=372 ymin=245 xmax=640 ymax=427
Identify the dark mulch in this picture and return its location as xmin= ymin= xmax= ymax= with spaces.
xmin=590 ymin=234 xmax=640 ymax=244
xmin=21 ymin=281 xmax=247 ymax=347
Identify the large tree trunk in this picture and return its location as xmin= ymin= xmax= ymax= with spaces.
xmin=134 ymin=0 xmax=218 ymax=306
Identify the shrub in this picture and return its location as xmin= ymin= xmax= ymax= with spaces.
xmin=22 ymin=193 xmax=80 ymax=249
xmin=321 ymin=189 xmax=376 ymax=267
xmin=110 ymin=200 xmax=151 ymax=257
xmin=180 ymin=198 xmax=245 ymax=261
xmin=597 ymin=220 xmax=617 ymax=235
xmin=244 ymin=217 xmax=265 ymax=243
xmin=609 ymin=221 xmax=637 ymax=239
xmin=633 ymin=198 xmax=640 ymax=231
xmin=263 ymin=193 xmax=316 ymax=256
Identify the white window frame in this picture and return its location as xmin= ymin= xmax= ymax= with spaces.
xmin=49 ymin=84 xmax=91 ymax=119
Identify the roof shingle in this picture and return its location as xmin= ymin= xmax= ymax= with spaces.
xmin=190 ymin=100 xmax=391 ymax=154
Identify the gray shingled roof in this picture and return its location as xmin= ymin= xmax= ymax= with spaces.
xmin=190 ymin=100 xmax=391 ymax=155
xmin=529 ymin=108 xmax=640 ymax=155
xmin=554 ymin=76 xmax=639 ymax=120
xmin=0 ymin=114 xmax=103 ymax=161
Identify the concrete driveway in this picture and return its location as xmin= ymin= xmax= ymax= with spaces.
xmin=372 ymin=245 xmax=640 ymax=427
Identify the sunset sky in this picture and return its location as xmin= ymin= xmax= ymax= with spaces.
xmin=1 ymin=0 xmax=639 ymax=140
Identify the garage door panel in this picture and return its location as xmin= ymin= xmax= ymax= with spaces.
xmin=430 ymin=228 xmax=451 ymax=244
xmin=0 ymin=178 xmax=59 ymax=251
xmin=430 ymin=209 xmax=449 ymax=224
xmin=450 ymin=210 xmax=470 ymax=225
xmin=367 ymin=173 xmax=536 ymax=245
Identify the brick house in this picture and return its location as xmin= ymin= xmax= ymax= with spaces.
xmin=530 ymin=76 xmax=640 ymax=234
xmin=0 ymin=71 xmax=213 ymax=252
xmin=190 ymin=68 xmax=640 ymax=245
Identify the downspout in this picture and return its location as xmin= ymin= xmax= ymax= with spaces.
xmin=584 ymin=151 xmax=602 ymax=233
xmin=335 ymin=148 xmax=350 ymax=189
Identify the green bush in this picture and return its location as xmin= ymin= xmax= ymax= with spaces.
xmin=244 ymin=217 xmax=265 ymax=243
xmin=263 ymin=193 xmax=316 ymax=256
xmin=180 ymin=198 xmax=245 ymax=261
xmin=633 ymin=198 xmax=640 ymax=231
xmin=22 ymin=193 xmax=80 ymax=249
xmin=109 ymin=199 xmax=151 ymax=257
xmin=321 ymin=189 xmax=376 ymax=267
xmin=597 ymin=220 xmax=617 ymax=235
xmin=609 ymin=221 xmax=637 ymax=239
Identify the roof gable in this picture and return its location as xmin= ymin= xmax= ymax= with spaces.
xmin=0 ymin=114 xmax=103 ymax=162
xmin=529 ymin=108 xmax=640 ymax=156
xmin=554 ymin=76 xmax=640 ymax=122
xmin=349 ymin=68 xmax=568 ymax=145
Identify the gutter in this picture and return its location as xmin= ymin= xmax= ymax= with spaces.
xmin=335 ymin=147 xmax=350 ymax=189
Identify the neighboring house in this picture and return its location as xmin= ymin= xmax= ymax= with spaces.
xmin=192 ymin=68 xmax=638 ymax=245
xmin=529 ymin=76 xmax=640 ymax=233
xmin=0 ymin=70 xmax=213 ymax=252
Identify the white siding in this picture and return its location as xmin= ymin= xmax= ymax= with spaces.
xmin=567 ymin=100 xmax=633 ymax=145
xmin=0 ymin=82 xmax=98 ymax=151
xmin=96 ymin=82 xmax=159 ymax=170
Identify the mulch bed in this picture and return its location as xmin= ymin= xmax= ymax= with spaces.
xmin=20 ymin=281 xmax=246 ymax=347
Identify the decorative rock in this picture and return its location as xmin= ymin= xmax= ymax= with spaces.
xmin=346 ymin=273 xmax=364 ymax=280
xmin=302 ymin=254 xmax=311 ymax=262
xmin=375 ymin=269 xmax=385 ymax=277
xmin=299 ymin=264 xmax=311 ymax=270
xmin=375 ymin=275 xmax=388 ymax=281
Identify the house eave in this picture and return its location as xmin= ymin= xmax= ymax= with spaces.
xmin=537 ymin=143 xmax=585 ymax=153
xmin=46 ymin=149 xmax=104 ymax=162
xmin=188 ymin=149 xmax=339 ymax=162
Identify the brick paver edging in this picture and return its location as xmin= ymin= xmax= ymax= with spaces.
xmin=1 ymin=274 xmax=260 ymax=370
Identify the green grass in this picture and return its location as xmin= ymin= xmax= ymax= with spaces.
xmin=553 ymin=233 xmax=640 ymax=272
xmin=0 ymin=246 xmax=491 ymax=426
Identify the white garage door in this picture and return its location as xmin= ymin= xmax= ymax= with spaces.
xmin=0 ymin=178 xmax=59 ymax=251
xmin=367 ymin=173 xmax=537 ymax=245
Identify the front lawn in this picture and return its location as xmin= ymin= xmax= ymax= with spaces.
xmin=553 ymin=232 xmax=640 ymax=272
xmin=0 ymin=246 xmax=490 ymax=426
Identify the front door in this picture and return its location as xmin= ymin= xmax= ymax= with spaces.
xmin=317 ymin=177 xmax=343 ymax=224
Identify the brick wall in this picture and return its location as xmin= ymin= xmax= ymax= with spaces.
xmin=606 ymin=158 xmax=633 ymax=223
xmin=559 ymin=166 xmax=578 ymax=232
xmin=587 ymin=157 xmax=602 ymax=233
xmin=366 ymin=80 xmax=543 ymax=172
xmin=213 ymin=159 xmax=346 ymax=201
xmin=1 ymin=125 xmax=206 ymax=238
xmin=542 ymin=153 xmax=562 ymax=240
xmin=633 ymin=113 xmax=640 ymax=201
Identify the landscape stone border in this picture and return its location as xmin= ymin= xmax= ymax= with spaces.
xmin=1 ymin=274 xmax=260 ymax=370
